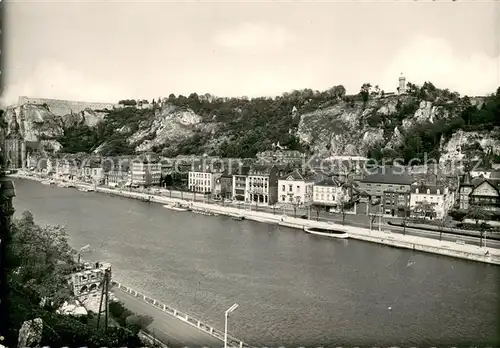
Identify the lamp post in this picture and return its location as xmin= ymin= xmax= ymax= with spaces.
xmin=0 ymin=150 xmax=16 ymax=339
xmin=224 ymin=303 xmax=239 ymax=348
xmin=77 ymin=244 xmax=92 ymax=264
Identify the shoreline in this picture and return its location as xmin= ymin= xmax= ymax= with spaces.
xmin=12 ymin=174 xmax=500 ymax=266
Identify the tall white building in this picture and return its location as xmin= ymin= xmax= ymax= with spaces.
xmin=188 ymin=171 xmax=216 ymax=193
xmin=131 ymin=158 xmax=161 ymax=186
xmin=246 ymin=164 xmax=279 ymax=205
xmin=278 ymin=170 xmax=314 ymax=205
xmin=410 ymin=184 xmax=454 ymax=219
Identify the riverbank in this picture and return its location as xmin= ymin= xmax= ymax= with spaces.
xmin=11 ymin=173 xmax=500 ymax=265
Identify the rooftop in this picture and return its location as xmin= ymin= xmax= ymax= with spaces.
xmin=360 ymin=166 xmax=414 ymax=185
xmin=278 ymin=170 xmax=314 ymax=182
xmin=411 ymin=184 xmax=446 ymax=195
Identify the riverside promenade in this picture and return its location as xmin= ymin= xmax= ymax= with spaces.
xmin=11 ymin=173 xmax=500 ymax=265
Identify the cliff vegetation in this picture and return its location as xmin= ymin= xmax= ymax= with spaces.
xmin=4 ymin=211 xmax=145 ymax=347
xmin=9 ymin=83 xmax=500 ymax=164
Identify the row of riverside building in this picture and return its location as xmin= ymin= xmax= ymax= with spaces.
xmin=27 ymin=153 xmax=500 ymax=219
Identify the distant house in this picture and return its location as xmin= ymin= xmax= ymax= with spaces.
xmin=357 ymin=166 xmax=414 ymax=200
xmin=312 ymin=177 xmax=351 ymax=212
xmin=357 ymin=166 xmax=415 ymax=216
xmin=246 ymin=164 xmax=280 ymax=205
xmin=277 ymin=170 xmax=315 ymax=206
xmin=214 ymin=172 xmax=233 ymax=199
xmin=459 ymin=171 xmax=500 ymax=212
xmin=232 ymin=166 xmax=251 ymax=202
xmin=410 ymin=183 xmax=454 ymax=219
xmin=106 ymin=170 xmax=129 ymax=186
xmin=131 ymin=156 xmax=161 ymax=186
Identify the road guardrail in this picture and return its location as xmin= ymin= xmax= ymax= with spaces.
xmin=112 ymin=281 xmax=247 ymax=348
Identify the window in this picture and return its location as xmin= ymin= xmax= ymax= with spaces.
xmin=296 ymin=185 xmax=300 ymax=193
xmin=415 ymin=188 xmax=419 ymax=194
xmin=289 ymin=184 xmax=293 ymax=192
xmin=282 ymin=185 xmax=285 ymax=191
xmin=427 ymin=189 xmax=430 ymax=194
xmin=437 ymin=189 xmax=440 ymax=195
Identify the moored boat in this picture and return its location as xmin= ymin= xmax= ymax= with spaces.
xmin=192 ymin=209 xmax=219 ymax=216
xmin=232 ymin=215 xmax=245 ymax=221
xmin=163 ymin=203 xmax=189 ymax=212
xmin=304 ymin=226 xmax=349 ymax=239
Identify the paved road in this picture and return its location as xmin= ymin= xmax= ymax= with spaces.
xmin=112 ymin=289 xmax=223 ymax=348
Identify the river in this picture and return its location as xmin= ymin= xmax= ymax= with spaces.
xmin=12 ymin=178 xmax=500 ymax=346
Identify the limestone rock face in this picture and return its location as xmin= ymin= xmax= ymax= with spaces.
xmin=17 ymin=318 xmax=43 ymax=348
xmin=126 ymin=105 xmax=210 ymax=153
xmin=439 ymin=129 xmax=500 ymax=163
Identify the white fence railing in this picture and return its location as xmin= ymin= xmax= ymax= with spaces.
xmin=112 ymin=281 xmax=248 ymax=348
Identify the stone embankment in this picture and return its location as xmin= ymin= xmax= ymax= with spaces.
xmin=12 ymin=173 xmax=500 ymax=266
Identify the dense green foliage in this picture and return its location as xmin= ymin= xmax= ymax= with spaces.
xmin=53 ymin=86 xmax=352 ymax=158
xmin=368 ymin=85 xmax=500 ymax=164
xmin=4 ymin=211 xmax=144 ymax=347
xmin=52 ymin=84 xmax=500 ymax=161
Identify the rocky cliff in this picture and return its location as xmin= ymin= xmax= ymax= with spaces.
xmin=8 ymin=84 xmax=500 ymax=163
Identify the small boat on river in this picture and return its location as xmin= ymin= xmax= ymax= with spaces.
xmin=304 ymin=226 xmax=349 ymax=239
xmin=192 ymin=209 xmax=219 ymax=216
xmin=232 ymin=215 xmax=245 ymax=221
xmin=163 ymin=203 xmax=189 ymax=212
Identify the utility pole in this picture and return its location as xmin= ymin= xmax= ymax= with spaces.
xmin=0 ymin=145 xmax=16 ymax=341
xmin=97 ymin=268 xmax=111 ymax=331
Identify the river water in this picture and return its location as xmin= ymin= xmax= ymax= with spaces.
xmin=12 ymin=179 xmax=500 ymax=347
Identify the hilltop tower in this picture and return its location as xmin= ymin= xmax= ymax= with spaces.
xmin=398 ymin=73 xmax=406 ymax=94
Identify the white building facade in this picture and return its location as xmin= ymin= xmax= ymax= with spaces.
xmin=278 ymin=170 xmax=314 ymax=205
xmin=131 ymin=159 xmax=161 ymax=186
xmin=188 ymin=171 xmax=215 ymax=193
xmin=410 ymin=184 xmax=454 ymax=219
xmin=312 ymin=177 xmax=350 ymax=208
xmin=246 ymin=165 xmax=279 ymax=205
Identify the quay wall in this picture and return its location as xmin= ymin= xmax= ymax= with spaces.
xmin=10 ymin=174 xmax=500 ymax=266
xmin=112 ymin=281 xmax=247 ymax=348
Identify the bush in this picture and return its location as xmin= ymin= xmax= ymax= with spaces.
xmin=109 ymin=301 xmax=133 ymax=326
xmin=448 ymin=209 xmax=467 ymax=221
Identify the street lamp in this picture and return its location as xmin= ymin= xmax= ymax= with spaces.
xmin=77 ymin=244 xmax=92 ymax=264
xmin=224 ymin=303 xmax=239 ymax=348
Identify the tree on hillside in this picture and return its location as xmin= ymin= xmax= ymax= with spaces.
xmin=360 ymin=83 xmax=372 ymax=107
xmin=9 ymin=211 xmax=77 ymax=307
xmin=118 ymin=99 xmax=137 ymax=106
xmin=5 ymin=211 xmax=143 ymax=347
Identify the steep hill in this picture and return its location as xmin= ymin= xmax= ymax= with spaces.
xmin=10 ymin=82 xmax=500 ymax=164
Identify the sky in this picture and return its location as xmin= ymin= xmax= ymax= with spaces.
xmin=1 ymin=0 xmax=499 ymax=105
